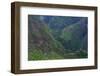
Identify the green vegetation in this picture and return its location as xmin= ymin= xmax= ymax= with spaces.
xmin=28 ymin=15 xmax=88 ymax=60
xmin=28 ymin=48 xmax=64 ymax=60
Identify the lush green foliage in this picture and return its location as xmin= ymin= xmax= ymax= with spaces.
xmin=28 ymin=15 xmax=88 ymax=60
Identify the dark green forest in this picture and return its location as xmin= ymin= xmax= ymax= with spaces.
xmin=28 ymin=15 xmax=88 ymax=60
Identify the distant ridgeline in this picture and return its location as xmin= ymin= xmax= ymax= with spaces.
xmin=28 ymin=15 xmax=88 ymax=60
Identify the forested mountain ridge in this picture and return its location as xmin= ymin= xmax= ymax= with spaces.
xmin=28 ymin=15 xmax=88 ymax=60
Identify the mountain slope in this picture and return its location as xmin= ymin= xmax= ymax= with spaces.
xmin=28 ymin=15 xmax=66 ymax=60
xmin=28 ymin=15 xmax=88 ymax=60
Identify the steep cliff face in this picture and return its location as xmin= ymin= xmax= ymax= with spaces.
xmin=28 ymin=15 xmax=88 ymax=60
xmin=28 ymin=15 xmax=66 ymax=60
xmin=60 ymin=18 xmax=88 ymax=51
xmin=42 ymin=16 xmax=88 ymax=51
